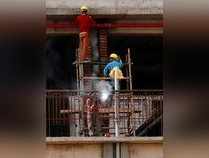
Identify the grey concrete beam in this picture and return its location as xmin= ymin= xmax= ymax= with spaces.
xmin=47 ymin=8 xmax=163 ymax=16
xmin=46 ymin=0 xmax=163 ymax=15
xmin=46 ymin=137 xmax=164 ymax=144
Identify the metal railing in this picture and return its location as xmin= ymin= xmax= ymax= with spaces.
xmin=46 ymin=90 xmax=163 ymax=137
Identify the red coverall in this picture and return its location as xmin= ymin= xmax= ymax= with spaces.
xmin=75 ymin=14 xmax=96 ymax=61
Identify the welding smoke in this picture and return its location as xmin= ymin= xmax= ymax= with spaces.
xmin=96 ymin=81 xmax=113 ymax=102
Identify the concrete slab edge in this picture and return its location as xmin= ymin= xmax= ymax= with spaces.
xmin=46 ymin=8 xmax=163 ymax=16
xmin=46 ymin=137 xmax=164 ymax=144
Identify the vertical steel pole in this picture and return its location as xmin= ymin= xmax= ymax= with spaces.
xmin=114 ymin=70 xmax=120 ymax=158
xmin=79 ymin=62 xmax=85 ymax=136
xmin=128 ymin=48 xmax=133 ymax=91
xmin=128 ymin=48 xmax=135 ymax=136
xmin=75 ymin=49 xmax=79 ymax=91
xmin=114 ymin=71 xmax=119 ymax=137
xmin=75 ymin=49 xmax=81 ymax=136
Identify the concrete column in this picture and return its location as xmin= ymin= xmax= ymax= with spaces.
xmin=121 ymin=143 xmax=129 ymax=158
xmin=103 ymin=143 xmax=114 ymax=158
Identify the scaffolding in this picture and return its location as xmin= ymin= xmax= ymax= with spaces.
xmin=74 ymin=48 xmax=133 ymax=92
xmin=73 ymin=41 xmax=135 ymax=134
xmin=46 ymin=30 xmax=163 ymax=138
xmin=46 ymin=89 xmax=163 ymax=137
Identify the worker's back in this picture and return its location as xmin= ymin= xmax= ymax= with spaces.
xmin=75 ymin=14 xmax=95 ymax=32
xmin=103 ymin=60 xmax=123 ymax=77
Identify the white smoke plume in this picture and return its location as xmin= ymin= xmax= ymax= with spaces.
xmin=96 ymin=81 xmax=113 ymax=102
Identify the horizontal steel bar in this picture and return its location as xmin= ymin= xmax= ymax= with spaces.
xmin=47 ymin=22 xmax=163 ymax=29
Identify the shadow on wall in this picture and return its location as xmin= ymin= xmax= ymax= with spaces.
xmin=46 ymin=35 xmax=78 ymax=89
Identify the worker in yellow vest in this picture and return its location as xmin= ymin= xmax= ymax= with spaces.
xmin=103 ymin=53 xmax=124 ymax=90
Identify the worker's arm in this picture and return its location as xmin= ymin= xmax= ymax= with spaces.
xmin=118 ymin=59 xmax=123 ymax=68
xmin=103 ymin=64 xmax=110 ymax=77
xmin=89 ymin=15 xmax=96 ymax=27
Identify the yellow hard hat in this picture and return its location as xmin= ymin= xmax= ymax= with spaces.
xmin=80 ymin=5 xmax=88 ymax=11
xmin=110 ymin=53 xmax=119 ymax=60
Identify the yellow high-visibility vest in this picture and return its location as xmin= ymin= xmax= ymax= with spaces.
xmin=109 ymin=67 xmax=124 ymax=80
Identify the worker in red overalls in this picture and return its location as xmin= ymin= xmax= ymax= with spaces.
xmin=75 ymin=6 xmax=96 ymax=61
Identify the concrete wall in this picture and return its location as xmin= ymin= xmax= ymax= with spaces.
xmin=46 ymin=0 xmax=163 ymax=15
xmin=128 ymin=143 xmax=163 ymax=158
xmin=47 ymin=144 xmax=102 ymax=158
xmin=46 ymin=137 xmax=163 ymax=158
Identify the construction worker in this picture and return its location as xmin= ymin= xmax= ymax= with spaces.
xmin=103 ymin=53 xmax=124 ymax=90
xmin=75 ymin=5 xmax=96 ymax=61
xmin=84 ymin=94 xmax=98 ymax=136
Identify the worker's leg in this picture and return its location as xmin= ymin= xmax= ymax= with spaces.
xmin=79 ymin=33 xmax=83 ymax=51
xmin=79 ymin=32 xmax=87 ymax=61
xmin=79 ymin=33 xmax=84 ymax=61
xmin=83 ymin=32 xmax=90 ymax=60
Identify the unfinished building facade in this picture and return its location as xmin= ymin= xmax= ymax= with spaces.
xmin=46 ymin=0 xmax=163 ymax=138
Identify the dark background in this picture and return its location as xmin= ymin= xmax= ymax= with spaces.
xmin=46 ymin=35 xmax=162 ymax=89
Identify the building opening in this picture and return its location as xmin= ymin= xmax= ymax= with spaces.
xmin=46 ymin=35 xmax=78 ymax=89
xmin=46 ymin=34 xmax=162 ymax=90
xmin=108 ymin=35 xmax=162 ymax=90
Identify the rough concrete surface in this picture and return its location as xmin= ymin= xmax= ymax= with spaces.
xmin=46 ymin=0 xmax=163 ymax=15
xmin=128 ymin=143 xmax=163 ymax=158
xmin=46 ymin=137 xmax=163 ymax=144
xmin=46 ymin=137 xmax=163 ymax=158
xmin=47 ymin=144 xmax=102 ymax=158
